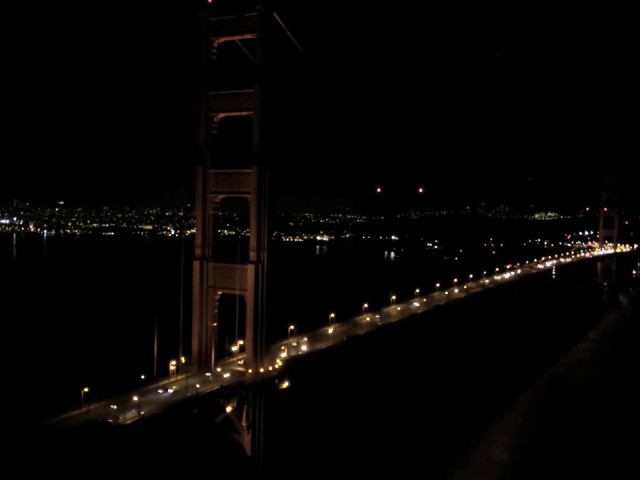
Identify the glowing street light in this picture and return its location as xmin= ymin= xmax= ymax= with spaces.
xmin=288 ymin=325 xmax=295 ymax=338
xmin=390 ymin=295 xmax=396 ymax=305
xmin=231 ymin=338 xmax=244 ymax=353
xmin=328 ymin=313 xmax=336 ymax=344
xmin=414 ymin=288 xmax=420 ymax=296
xmin=362 ymin=303 xmax=368 ymax=313
xmin=80 ymin=387 xmax=89 ymax=409
xmin=132 ymin=395 xmax=141 ymax=417
xmin=169 ymin=360 xmax=177 ymax=378
xmin=279 ymin=380 xmax=290 ymax=390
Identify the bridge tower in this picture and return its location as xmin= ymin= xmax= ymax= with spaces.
xmin=598 ymin=178 xmax=619 ymax=287
xmin=192 ymin=4 xmax=269 ymax=375
xmin=598 ymin=179 xmax=619 ymax=250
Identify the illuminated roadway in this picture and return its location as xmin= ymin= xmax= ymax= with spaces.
xmin=47 ymin=245 xmax=635 ymax=426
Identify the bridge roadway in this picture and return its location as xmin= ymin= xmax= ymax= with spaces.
xmin=47 ymin=246 xmax=633 ymax=427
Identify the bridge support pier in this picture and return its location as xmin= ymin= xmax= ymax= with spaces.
xmin=241 ymin=388 xmax=265 ymax=466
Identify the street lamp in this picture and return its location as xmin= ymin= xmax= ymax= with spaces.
xmin=328 ymin=313 xmax=336 ymax=342
xmin=132 ymin=395 xmax=141 ymax=417
xmin=80 ymin=386 xmax=89 ymax=409
xmin=288 ymin=325 xmax=295 ymax=338
xmin=181 ymin=356 xmax=190 ymax=393
xmin=362 ymin=303 xmax=368 ymax=313
xmin=169 ymin=360 xmax=177 ymax=379
xmin=390 ymin=295 xmax=396 ymax=305
xmin=414 ymin=288 xmax=420 ymax=296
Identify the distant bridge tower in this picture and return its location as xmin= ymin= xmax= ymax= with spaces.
xmin=598 ymin=178 xmax=619 ymax=287
xmin=598 ymin=179 xmax=619 ymax=249
xmin=192 ymin=5 xmax=269 ymax=375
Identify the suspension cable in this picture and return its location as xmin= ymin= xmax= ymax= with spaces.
xmin=273 ymin=11 xmax=312 ymax=64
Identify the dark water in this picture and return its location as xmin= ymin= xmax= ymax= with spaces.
xmin=2 ymin=233 xmax=186 ymax=423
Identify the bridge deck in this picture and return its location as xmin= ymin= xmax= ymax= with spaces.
xmin=46 ymin=247 xmax=633 ymax=427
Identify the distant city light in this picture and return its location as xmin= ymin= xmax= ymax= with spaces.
xmin=376 ymin=187 xmax=382 ymax=193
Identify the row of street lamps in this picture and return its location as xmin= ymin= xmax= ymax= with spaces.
xmin=81 ymin=266 xmax=531 ymax=410
xmin=324 ymin=280 xmax=473 ymax=332
xmin=77 ymin=281 xmax=469 ymax=410
xmin=75 ymin=264 xmax=534 ymax=413
xmin=349 ymin=258 xmax=583 ymax=331
xmin=76 ymin=253 xmax=595 ymax=415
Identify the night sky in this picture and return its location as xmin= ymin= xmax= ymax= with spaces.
xmin=2 ymin=1 xmax=637 ymax=209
